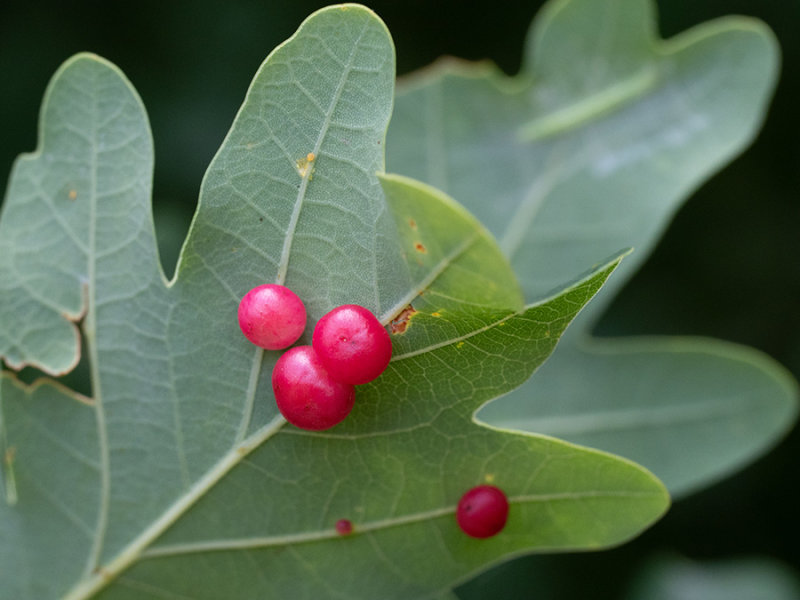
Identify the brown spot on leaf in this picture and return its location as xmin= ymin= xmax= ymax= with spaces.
xmin=68 ymin=189 xmax=77 ymax=200
xmin=408 ymin=218 xmax=417 ymax=230
xmin=414 ymin=242 xmax=426 ymax=253
xmin=391 ymin=305 xmax=417 ymax=334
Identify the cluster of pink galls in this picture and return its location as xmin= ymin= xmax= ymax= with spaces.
xmin=237 ymin=283 xmax=509 ymax=539
xmin=238 ymin=284 xmax=392 ymax=431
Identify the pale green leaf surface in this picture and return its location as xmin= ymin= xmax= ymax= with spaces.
xmin=386 ymin=0 xmax=797 ymax=497
xmin=490 ymin=337 xmax=798 ymax=495
xmin=0 ymin=375 xmax=98 ymax=598
xmin=0 ymin=5 xmax=667 ymax=600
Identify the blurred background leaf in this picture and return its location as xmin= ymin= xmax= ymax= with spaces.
xmin=386 ymin=0 xmax=796 ymax=501
xmin=623 ymin=555 xmax=800 ymax=600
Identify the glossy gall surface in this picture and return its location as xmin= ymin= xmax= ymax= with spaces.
xmin=272 ymin=346 xmax=355 ymax=430
xmin=456 ymin=485 xmax=509 ymax=539
xmin=312 ymin=304 xmax=392 ymax=385
xmin=238 ymin=284 xmax=306 ymax=350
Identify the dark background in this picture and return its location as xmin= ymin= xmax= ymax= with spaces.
xmin=1 ymin=1 xmax=798 ymax=597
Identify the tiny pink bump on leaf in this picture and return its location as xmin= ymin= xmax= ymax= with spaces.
xmin=335 ymin=519 xmax=353 ymax=536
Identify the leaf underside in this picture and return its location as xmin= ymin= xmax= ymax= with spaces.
xmin=387 ymin=0 xmax=798 ymax=498
xmin=0 ymin=4 xmax=667 ymax=600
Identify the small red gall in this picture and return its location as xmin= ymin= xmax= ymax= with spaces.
xmin=456 ymin=485 xmax=509 ymax=539
xmin=312 ymin=304 xmax=392 ymax=385
xmin=238 ymin=284 xmax=306 ymax=350
xmin=335 ymin=519 xmax=353 ymax=536
xmin=272 ymin=346 xmax=355 ymax=430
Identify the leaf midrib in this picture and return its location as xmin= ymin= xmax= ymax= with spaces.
xmin=63 ymin=416 xmax=286 ymax=600
xmin=137 ymin=489 xmax=663 ymax=559
xmin=518 ymin=65 xmax=658 ymax=141
xmin=83 ymin=65 xmax=112 ymax=581
xmin=378 ymin=233 xmax=478 ymax=325
xmin=275 ymin=19 xmax=371 ymax=286
xmin=509 ymin=397 xmax=768 ymax=436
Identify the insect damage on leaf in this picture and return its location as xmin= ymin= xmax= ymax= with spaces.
xmin=390 ymin=304 xmax=417 ymax=334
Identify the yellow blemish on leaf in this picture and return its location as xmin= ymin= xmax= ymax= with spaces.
xmin=431 ymin=312 xmax=441 ymax=318
xmin=456 ymin=341 xmax=465 ymax=349
xmin=408 ymin=218 xmax=417 ymax=230
xmin=484 ymin=473 xmax=495 ymax=484
xmin=68 ymin=189 xmax=77 ymax=200
xmin=295 ymin=153 xmax=316 ymax=178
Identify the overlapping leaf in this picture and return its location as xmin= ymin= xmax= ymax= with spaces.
xmin=387 ymin=0 xmax=798 ymax=497
xmin=0 ymin=5 xmax=667 ymax=599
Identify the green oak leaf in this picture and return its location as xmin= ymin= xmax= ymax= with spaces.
xmin=0 ymin=5 xmax=667 ymax=599
xmin=387 ymin=0 xmax=798 ymax=498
